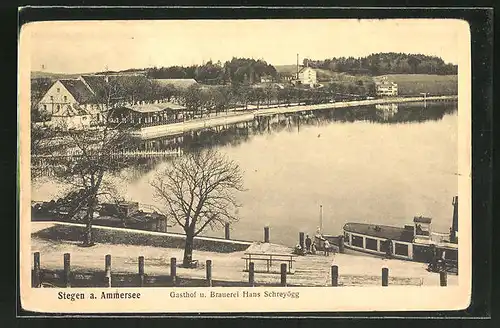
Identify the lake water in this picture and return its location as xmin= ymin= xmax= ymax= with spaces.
xmin=33 ymin=101 xmax=458 ymax=246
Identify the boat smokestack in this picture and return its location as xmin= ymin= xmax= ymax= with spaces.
xmin=319 ymin=204 xmax=323 ymax=232
xmin=450 ymin=196 xmax=458 ymax=242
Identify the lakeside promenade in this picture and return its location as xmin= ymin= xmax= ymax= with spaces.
xmin=134 ymin=95 xmax=458 ymax=139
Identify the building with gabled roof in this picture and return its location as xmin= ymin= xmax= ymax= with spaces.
xmin=37 ymin=79 xmax=86 ymax=114
xmin=35 ymin=78 xmax=98 ymax=130
xmin=297 ymin=66 xmax=317 ymax=87
xmin=35 ymin=73 xmax=192 ymax=130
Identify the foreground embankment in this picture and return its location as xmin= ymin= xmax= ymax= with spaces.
xmin=31 ymin=222 xmax=457 ymax=287
xmin=32 ymin=222 xmax=252 ymax=253
xmin=136 ymin=95 xmax=458 ymax=139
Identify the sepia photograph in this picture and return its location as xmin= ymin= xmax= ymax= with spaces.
xmin=19 ymin=18 xmax=471 ymax=313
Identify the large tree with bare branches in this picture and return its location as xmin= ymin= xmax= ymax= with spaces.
xmin=151 ymin=149 xmax=245 ymax=267
xmin=37 ymin=76 xmax=138 ymax=246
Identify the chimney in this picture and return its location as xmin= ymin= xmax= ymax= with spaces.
xmin=450 ymin=196 xmax=458 ymax=242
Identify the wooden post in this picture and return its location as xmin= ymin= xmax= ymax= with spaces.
xmin=338 ymin=235 xmax=345 ymax=253
xmin=382 ymin=267 xmax=389 ymax=286
xmin=206 ymin=260 xmax=212 ymax=287
xmin=299 ymin=232 xmax=305 ymax=250
xmin=264 ymin=226 xmax=270 ymax=243
xmin=63 ymin=253 xmax=71 ymax=288
xmin=170 ymin=257 xmax=177 ymax=286
xmin=440 ymin=270 xmax=447 ymax=287
xmin=248 ymin=262 xmax=255 ymax=287
xmin=224 ymin=223 xmax=230 ymax=240
xmin=104 ymin=254 xmax=111 ymax=287
xmin=33 ymin=252 xmax=41 ymax=288
xmin=331 ymin=265 xmax=338 ymax=287
xmin=138 ymin=256 xmax=145 ymax=287
xmin=280 ymin=263 xmax=287 ymax=286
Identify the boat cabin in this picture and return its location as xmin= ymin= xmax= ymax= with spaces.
xmin=414 ymin=216 xmax=432 ymax=239
xmin=342 ymin=222 xmax=415 ymax=260
xmin=342 ymin=216 xmax=458 ymax=265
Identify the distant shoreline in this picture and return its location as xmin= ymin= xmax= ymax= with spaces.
xmin=135 ymin=95 xmax=458 ymax=139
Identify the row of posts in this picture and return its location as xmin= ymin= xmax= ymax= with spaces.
xmin=34 ymin=252 xmax=448 ymax=288
xmin=33 ymin=252 xmax=216 ymax=288
xmin=224 ymin=224 xmax=270 ymax=243
xmin=34 ymin=233 xmax=449 ymax=288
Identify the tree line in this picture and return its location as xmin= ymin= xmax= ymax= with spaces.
xmin=147 ymin=57 xmax=278 ymax=84
xmin=154 ymin=83 xmax=374 ymax=119
xmin=303 ymin=52 xmax=458 ymax=76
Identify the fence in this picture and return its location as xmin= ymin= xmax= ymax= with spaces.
xmin=32 ymin=148 xmax=182 ymax=160
xmin=32 ymin=252 xmax=447 ymax=288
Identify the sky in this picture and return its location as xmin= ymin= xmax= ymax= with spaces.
xmin=24 ymin=19 xmax=467 ymax=74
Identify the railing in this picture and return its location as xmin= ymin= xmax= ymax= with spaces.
xmin=32 ymin=148 xmax=183 ymax=159
xmin=242 ymin=252 xmax=297 ymax=274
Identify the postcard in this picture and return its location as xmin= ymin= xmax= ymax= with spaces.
xmin=19 ymin=18 xmax=471 ymax=314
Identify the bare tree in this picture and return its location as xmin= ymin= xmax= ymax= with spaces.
xmin=151 ymin=149 xmax=245 ymax=267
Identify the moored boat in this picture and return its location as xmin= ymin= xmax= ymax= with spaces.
xmin=316 ymin=196 xmax=459 ymax=272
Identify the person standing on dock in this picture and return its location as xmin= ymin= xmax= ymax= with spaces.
xmin=324 ymin=239 xmax=331 ymax=256
xmin=305 ymin=235 xmax=312 ymax=253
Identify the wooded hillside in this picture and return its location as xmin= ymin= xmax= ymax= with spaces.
xmin=303 ymin=53 xmax=457 ymax=76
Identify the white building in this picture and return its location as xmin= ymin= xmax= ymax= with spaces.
xmin=37 ymin=79 xmax=97 ymax=130
xmin=260 ymin=75 xmax=273 ymax=83
xmin=375 ymin=77 xmax=398 ymax=97
xmin=297 ymin=67 xmax=317 ymax=87
xmin=36 ymin=74 xmax=154 ymax=130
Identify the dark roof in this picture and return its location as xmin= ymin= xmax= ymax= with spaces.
xmin=298 ymin=66 xmax=315 ymax=73
xmin=59 ymin=79 xmax=95 ymax=104
xmin=80 ymin=74 xmax=153 ymax=102
xmin=413 ymin=216 xmax=432 ymax=224
xmin=151 ymin=78 xmax=198 ymax=89
xmin=343 ymin=222 xmax=414 ymax=243
xmin=31 ymin=78 xmax=54 ymax=103
xmin=31 ymin=78 xmax=53 ymax=94
xmin=80 ymin=75 xmax=107 ymax=98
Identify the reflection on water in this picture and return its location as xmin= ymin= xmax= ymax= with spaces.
xmin=33 ymin=101 xmax=458 ymax=246
xmin=128 ymin=101 xmax=457 ymax=175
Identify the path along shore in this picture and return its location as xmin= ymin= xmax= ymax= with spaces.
xmin=31 ymin=222 xmax=457 ymax=287
xmin=134 ymin=95 xmax=458 ymax=139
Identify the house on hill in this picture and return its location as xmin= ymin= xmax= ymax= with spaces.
xmin=274 ymin=65 xmax=318 ymax=87
xmin=375 ymin=77 xmax=398 ymax=97
xmin=260 ymin=75 xmax=274 ymax=83
xmin=297 ymin=66 xmax=317 ymax=87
